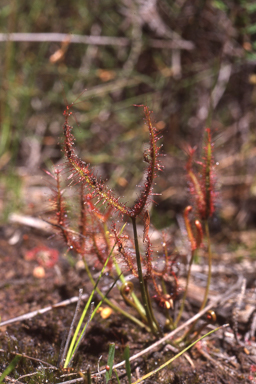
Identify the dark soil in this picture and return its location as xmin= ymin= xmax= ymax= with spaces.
xmin=1 ymin=219 xmax=256 ymax=384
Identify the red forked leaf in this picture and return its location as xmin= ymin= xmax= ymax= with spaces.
xmin=62 ymin=104 xmax=162 ymax=218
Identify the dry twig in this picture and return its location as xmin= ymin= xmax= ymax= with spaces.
xmin=0 ymin=293 xmax=88 ymax=328
xmin=0 ymin=33 xmax=194 ymax=50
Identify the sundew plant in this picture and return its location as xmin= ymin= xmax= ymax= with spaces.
xmin=50 ymin=98 xmax=216 ymax=338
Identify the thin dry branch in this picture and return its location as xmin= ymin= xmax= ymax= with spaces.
xmin=0 ymin=293 xmax=89 ymax=327
xmin=0 ymin=33 xmax=194 ymax=50
xmin=8 ymin=213 xmax=52 ymax=233
xmin=0 ymin=349 xmax=57 ymax=369
xmin=0 ymin=375 xmax=24 ymax=384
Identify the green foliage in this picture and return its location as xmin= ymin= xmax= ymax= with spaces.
xmin=105 ymin=343 xmax=115 ymax=383
xmin=0 ymin=355 xmax=21 ymax=383
xmin=0 ymin=171 xmax=22 ymax=221
xmin=212 ymin=0 xmax=228 ymax=12
xmin=245 ymin=2 xmax=256 ymax=13
xmin=124 ymin=346 xmax=132 ymax=384
xmin=63 ymin=242 xmax=121 ymax=369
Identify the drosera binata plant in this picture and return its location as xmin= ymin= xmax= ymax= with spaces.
xmin=185 ymin=128 xmax=216 ymax=311
xmin=174 ymin=205 xmax=203 ymax=327
xmin=49 ymin=94 xmax=217 ymax=343
xmin=176 ymin=128 xmax=216 ymax=342
xmin=47 ymin=168 xmax=149 ymax=332
xmin=54 ymin=99 xmax=173 ymax=336
xmin=63 ymin=100 xmax=164 ymax=335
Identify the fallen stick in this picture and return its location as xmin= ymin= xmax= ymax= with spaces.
xmin=0 ymin=293 xmax=89 ymax=327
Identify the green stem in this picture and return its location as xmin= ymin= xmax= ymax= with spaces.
xmin=145 ymin=279 xmax=160 ymax=332
xmin=161 ymin=278 xmax=174 ymax=329
xmin=131 ymin=217 xmax=159 ymax=336
xmin=103 ymin=222 xmax=146 ymax=319
xmin=113 ymin=258 xmax=147 ymax=321
xmin=175 ymin=220 xmax=212 ymax=343
xmin=65 ymin=251 xmax=114 ymax=367
xmin=83 ymin=258 xmax=150 ymax=332
xmin=200 ymin=220 xmax=211 ymax=311
xmin=174 ymin=249 xmax=196 ymax=327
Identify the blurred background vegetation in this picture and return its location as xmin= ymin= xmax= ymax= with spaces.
xmin=1 ymin=0 xmax=256 ymax=234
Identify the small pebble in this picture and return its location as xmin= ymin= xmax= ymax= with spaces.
xmin=33 ymin=266 xmax=45 ymax=278
xmin=97 ymin=307 xmax=113 ymax=319
xmin=76 ymin=260 xmax=85 ymax=270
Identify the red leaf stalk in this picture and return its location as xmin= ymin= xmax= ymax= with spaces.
xmin=202 ymin=128 xmax=215 ymax=219
xmin=63 ymin=105 xmax=161 ymax=218
xmin=143 ymin=210 xmax=150 ymax=243
xmin=143 ymin=234 xmax=153 ymax=279
xmin=63 ymin=107 xmax=130 ymax=216
xmin=79 ymin=185 xmax=87 ymax=250
xmin=112 ymin=224 xmax=138 ymax=277
xmin=86 ymin=198 xmax=112 ymax=223
xmin=183 ymin=206 xmax=203 ymax=251
xmin=195 ymin=219 xmax=203 ymax=249
xmin=186 ymin=128 xmax=215 ymax=221
xmin=130 ymin=106 xmax=162 ymax=217
xmin=53 ymin=169 xmax=76 ymax=250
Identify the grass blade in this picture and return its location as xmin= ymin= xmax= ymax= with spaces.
xmin=114 ymin=369 xmax=121 ymax=384
xmin=0 ymin=355 xmax=21 ymax=383
xmin=70 ymin=274 xmax=120 ymax=366
xmin=64 ymin=249 xmax=113 ymax=367
xmin=87 ymin=367 xmax=92 ymax=384
xmin=124 ymin=346 xmax=132 ymax=384
xmin=105 ymin=342 xmax=115 ymax=383
xmin=64 ymin=224 xmax=126 ymax=368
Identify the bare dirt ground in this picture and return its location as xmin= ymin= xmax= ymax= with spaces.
xmin=1 ymin=205 xmax=256 ymax=383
